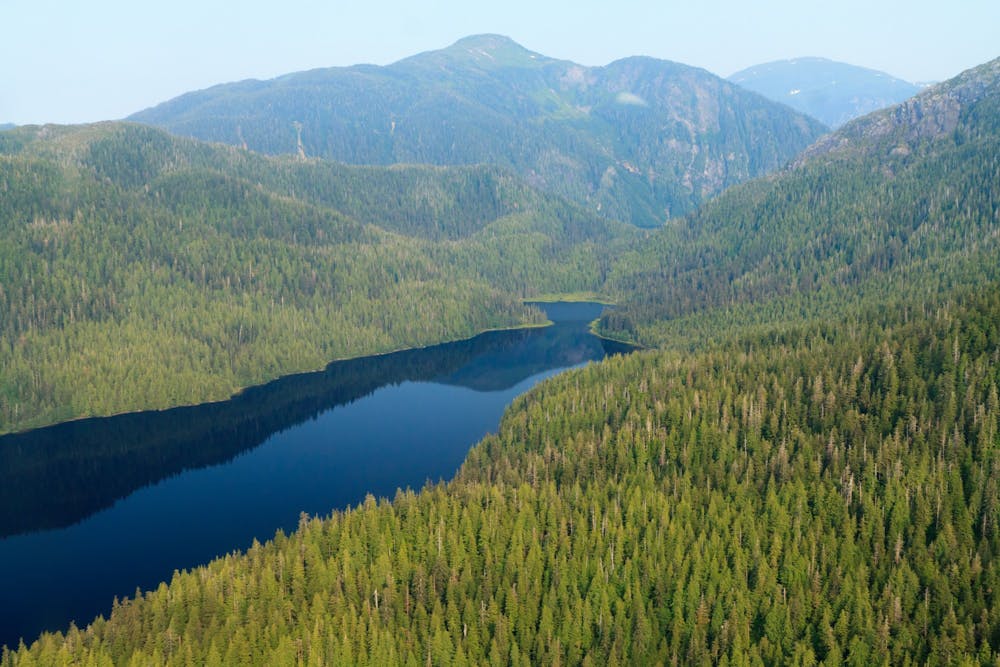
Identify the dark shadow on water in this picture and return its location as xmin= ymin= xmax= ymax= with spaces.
xmin=0 ymin=309 xmax=628 ymax=539
xmin=0 ymin=302 xmax=632 ymax=649
xmin=0 ymin=327 xmax=529 ymax=539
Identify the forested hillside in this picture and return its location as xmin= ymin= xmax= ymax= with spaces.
xmin=128 ymin=34 xmax=826 ymax=227
xmin=4 ymin=53 xmax=1000 ymax=667
xmin=0 ymin=122 xmax=629 ymax=433
xmin=6 ymin=278 xmax=999 ymax=665
xmin=599 ymin=57 xmax=1000 ymax=349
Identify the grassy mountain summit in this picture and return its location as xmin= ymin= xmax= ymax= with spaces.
xmin=729 ymin=57 xmax=923 ymax=127
xmin=0 ymin=121 xmax=628 ymax=434
xmin=128 ymin=34 xmax=826 ymax=227
xmin=402 ymin=34 xmax=553 ymax=70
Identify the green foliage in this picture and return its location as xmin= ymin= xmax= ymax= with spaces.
xmin=6 ymin=281 xmax=999 ymax=664
xmin=0 ymin=122 xmax=628 ymax=433
xmin=599 ymin=58 xmax=1000 ymax=351
xmin=4 ymin=53 xmax=1000 ymax=667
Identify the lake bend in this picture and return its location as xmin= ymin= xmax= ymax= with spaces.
xmin=0 ymin=302 xmax=632 ymax=649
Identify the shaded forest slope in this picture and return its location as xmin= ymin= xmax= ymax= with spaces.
xmin=0 ymin=122 xmax=629 ymax=433
xmin=599 ymin=58 xmax=1000 ymax=350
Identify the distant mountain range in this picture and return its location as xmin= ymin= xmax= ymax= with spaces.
xmin=729 ymin=57 xmax=923 ymax=127
xmin=128 ymin=34 xmax=826 ymax=227
xmin=794 ymin=57 xmax=998 ymax=163
xmin=0 ymin=124 xmax=15 ymax=131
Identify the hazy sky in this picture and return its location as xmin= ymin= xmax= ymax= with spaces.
xmin=3 ymin=0 xmax=998 ymax=125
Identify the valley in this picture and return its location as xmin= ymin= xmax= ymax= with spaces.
xmin=1 ymin=33 xmax=999 ymax=665
xmin=0 ymin=122 xmax=630 ymax=434
xmin=0 ymin=302 xmax=629 ymax=649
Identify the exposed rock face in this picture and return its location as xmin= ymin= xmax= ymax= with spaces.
xmin=793 ymin=58 xmax=1000 ymax=166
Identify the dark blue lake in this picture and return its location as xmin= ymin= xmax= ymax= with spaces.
xmin=0 ymin=302 xmax=630 ymax=649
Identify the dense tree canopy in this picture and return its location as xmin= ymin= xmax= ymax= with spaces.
xmin=0 ymin=123 xmax=629 ymax=433
xmin=5 ymin=279 xmax=999 ymax=665
xmin=3 ymin=56 xmax=1000 ymax=665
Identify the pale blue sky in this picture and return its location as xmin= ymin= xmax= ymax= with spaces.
xmin=2 ymin=0 xmax=998 ymax=125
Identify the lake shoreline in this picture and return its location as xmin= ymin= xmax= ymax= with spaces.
xmin=527 ymin=294 xmax=643 ymax=349
xmin=1 ymin=316 xmax=559 ymax=438
xmin=526 ymin=292 xmax=616 ymax=305
xmin=0 ymin=301 xmax=629 ymax=650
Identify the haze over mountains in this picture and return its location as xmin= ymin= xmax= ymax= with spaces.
xmin=3 ymin=41 xmax=994 ymax=437
xmin=129 ymin=34 xmax=826 ymax=227
xmin=794 ymin=57 xmax=1000 ymax=162
xmin=729 ymin=57 xmax=923 ymax=127
xmin=3 ymin=5 xmax=1000 ymax=658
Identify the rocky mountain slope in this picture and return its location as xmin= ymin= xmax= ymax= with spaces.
xmin=602 ymin=57 xmax=1000 ymax=346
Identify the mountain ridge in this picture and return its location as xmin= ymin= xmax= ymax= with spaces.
xmin=793 ymin=56 xmax=1000 ymax=164
xmin=7 ymin=50 xmax=1000 ymax=667
xmin=600 ymin=57 xmax=1000 ymax=347
xmin=729 ymin=56 xmax=922 ymax=127
xmin=128 ymin=35 xmax=827 ymax=227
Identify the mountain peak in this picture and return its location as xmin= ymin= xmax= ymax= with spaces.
xmin=129 ymin=37 xmax=825 ymax=227
xmin=449 ymin=34 xmax=521 ymax=50
xmin=401 ymin=34 xmax=552 ymax=70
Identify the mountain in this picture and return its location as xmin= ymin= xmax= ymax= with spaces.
xmin=0 ymin=124 xmax=14 ymax=131
xmin=795 ymin=57 xmax=1000 ymax=161
xmin=729 ymin=57 xmax=922 ymax=127
xmin=9 ymin=57 xmax=1000 ymax=667
xmin=0 ymin=122 xmax=629 ymax=433
xmin=128 ymin=34 xmax=827 ymax=227
xmin=601 ymin=57 xmax=1000 ymax=347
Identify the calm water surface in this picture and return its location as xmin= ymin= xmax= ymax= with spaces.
xmin=0 ymin=302 xmax=630 ymax=649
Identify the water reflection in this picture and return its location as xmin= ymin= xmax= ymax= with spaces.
xmin=0 ymin=302 xmax=630 ymax=648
